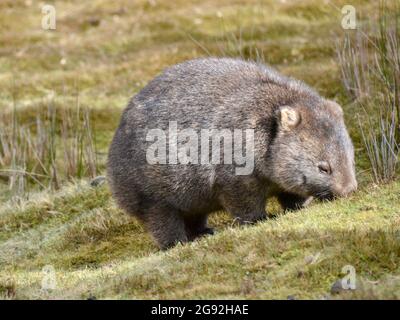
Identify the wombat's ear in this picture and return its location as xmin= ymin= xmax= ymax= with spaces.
xmin=279 ymin=106 xmax=301 ymax=131
xmin=325 ymin=100 xmax=343 ymax=118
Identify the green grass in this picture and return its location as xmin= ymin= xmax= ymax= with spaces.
xmin=1 ymin=0 xmax=399 ymax=299
xmin=1 ymin=181 xmax=399 ymax=299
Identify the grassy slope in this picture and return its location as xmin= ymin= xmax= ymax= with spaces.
xmin=1 ymin=0 xmax=399 ymax=299
xmin=1 ymin=181 xmax=399 ymax=299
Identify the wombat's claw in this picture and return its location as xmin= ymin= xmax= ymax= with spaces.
xmin=302 ymin=196 xmax=314 ymax=207
xmin=255 ymin=214 xmax=268 ymax=222
xmin=232 ymin=215 xmax=267 ymax=227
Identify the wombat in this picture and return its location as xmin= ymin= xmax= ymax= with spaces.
xmin=107 ymin=57 xmax=357 ymax=249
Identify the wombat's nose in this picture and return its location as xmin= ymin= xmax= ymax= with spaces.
xmin=337 ymin=179 xmax=358 ymax=197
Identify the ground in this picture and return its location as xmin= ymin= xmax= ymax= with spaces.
xmin=0 ymin=0 xmax=399 ymax=299
xmin=1 ymin=181 xmax=399 ymax=299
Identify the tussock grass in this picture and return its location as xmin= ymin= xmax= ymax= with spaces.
xmin=0 ymin=96 xmax=100 ymax=198
xmin=337 ymin=1 xmax=400 ymax=183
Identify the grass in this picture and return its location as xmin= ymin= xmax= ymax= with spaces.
xmin=1 ymin=0 xmax=399 ymax=299
xmin=337 ymin=2 xmax=400 ymax=183
xmin=1 ymin=181 xmax=399 ymax=299
xmin=0 ymin=98 xmax=100 ymax=196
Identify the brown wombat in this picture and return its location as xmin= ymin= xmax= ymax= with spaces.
xmin=107 ymin=58 xmax=357 ymax=249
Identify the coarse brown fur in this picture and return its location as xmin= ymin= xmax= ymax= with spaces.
xmin=107 ymin=58 xmax=357 ymax=249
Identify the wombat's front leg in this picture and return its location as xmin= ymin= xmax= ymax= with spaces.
xmin=142 ymin=205 xmax=188 ymax=250
xmin=220 ymin=191 xmax=267 ymax=225
xmin=277 ymin=192 xmax=313 ymax=211
xmin=184 ymin=215 xmax=214 ymax=241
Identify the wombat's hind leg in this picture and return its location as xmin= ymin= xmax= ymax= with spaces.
xmin=142 ymin=206 xmax=188 ymax=250
xmin=277 ymin=192 xmax=313 ymax=211
xmin=184 ymin=215 xmax=214 ymax=241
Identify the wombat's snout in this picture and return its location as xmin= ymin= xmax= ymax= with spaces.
xmin=333 ymin=178 xmax=358 ymax=198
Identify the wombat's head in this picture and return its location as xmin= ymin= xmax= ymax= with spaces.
xmin=268 ymin=99 xmax=357 ymax=200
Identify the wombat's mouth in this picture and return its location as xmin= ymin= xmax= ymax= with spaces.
xmin=313 ymin=189 xmax=335 ymax=201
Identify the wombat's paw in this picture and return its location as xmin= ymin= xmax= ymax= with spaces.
xmin=302 ymin=196 xmax=314 ymax=207
xmin=188 ymin=227 xmax=214 ymax=241
xmin=277 ymin=192 xmax=313 ymax=212
xmin=201 ymin=227 xmax=214 ymax=236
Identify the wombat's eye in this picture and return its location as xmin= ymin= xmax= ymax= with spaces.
xmin=318 ymin=161 xmax=331 ymax=175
